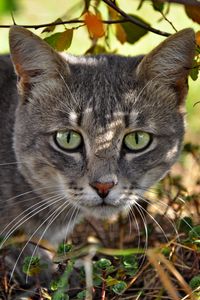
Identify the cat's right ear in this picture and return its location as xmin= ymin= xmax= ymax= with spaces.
xmin=136 ymin=28 xmax=195 ymax=105
xmin=9 ymin=26 xmax=68 ymax=97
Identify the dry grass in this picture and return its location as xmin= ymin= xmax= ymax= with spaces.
xmin=0 ymin=142 xmax=199 ymax=300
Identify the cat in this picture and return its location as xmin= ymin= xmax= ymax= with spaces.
xmin=0 ymin=26 xmax=195 ymax=248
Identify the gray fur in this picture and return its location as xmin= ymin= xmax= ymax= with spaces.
xmin=0 ymin=27 xmax=195 ymax=244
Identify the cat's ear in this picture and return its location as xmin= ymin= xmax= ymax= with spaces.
xmin=9 ymin=26 xmax=67 ymax=95
xmin=136 ymin=28 xmax=195 ymax=103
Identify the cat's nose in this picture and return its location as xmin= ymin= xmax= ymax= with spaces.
xmin=90 ymin=181 xmax=115 ymax=198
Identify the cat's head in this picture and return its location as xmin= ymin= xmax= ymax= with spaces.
xmin=9 ymin=27 xmax=195 ymax=219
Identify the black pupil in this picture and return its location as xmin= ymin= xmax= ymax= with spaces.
xmin=135 ymin=132 xmax=139 ymax=144
xmin=66 ymin=132 xmax=71 ymax=143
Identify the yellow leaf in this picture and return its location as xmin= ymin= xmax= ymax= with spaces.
xmin=56 ymin=29 xmax=73 ymax=51
xmin=84 ymin=12 xmax=105 ymax=39
xmin=108 ymin=6 xmax=118 ymax=19
xmin=185 ymin=5 xmax=200 ymax=24
xmin=116 ymin=24 xmax=127 ymax=44
xmin=196 ymin=30 xmax=200 ymax=47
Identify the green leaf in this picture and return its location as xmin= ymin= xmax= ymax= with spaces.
xmin=161 ymin=246 xmax=171 ymax=257
xmin=152 ymin=0 xmax=165 ymax=12
xmin=22 ymin=256 xmax=48 ymax=277
xmin=0 ymin=0 xmax=17 ymax=13
xmin=95 ymin=258 xmax=112 ymax=270
xmin=57 ymin=243 xmax=73 ymax=255
xmin=52 ymin=291 xmax=69 ymax=300
xmin=112 ymin=281 xmax=127 ymax=295
xmin=189 ymin=275 xmax=200 ymax=290
xmin=177 ymin=217 xmax=193 ymax=233
xmin=121 ymin=15 xmax=150 ymax=44
xmin=44 ymin=30 xmax=73 ymax=51
xmin=50 ymin=279 xmax=59 ymax=291
xmin=122 ymin=255 xmax=138 ymax=276
xmin=189 ymin=225 xmax=200 ymax=240
xmin=77 ymin=290 xmax=87 ymax=299
xmin=190 ymin=61 xmax=199 ymax=81
xmin=99 ymin=247 xmax=145 ymax=256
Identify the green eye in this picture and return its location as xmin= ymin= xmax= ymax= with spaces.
xmin=55 ymin=130 xmax=82 ymax=150
xmin=124 ymin=131 xmax=151 ymax=151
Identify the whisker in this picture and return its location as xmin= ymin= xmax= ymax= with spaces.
xmin=57 ymin=71 xmax=81 ymax=110
xmin=1 ymin=195 xmax=65 ymax=249
xmin=0 ymin=189 xmax=62 ymax=209
xmin=135 ymin=201 xmax=169 ymax=243
xmin=140 ymin=195 xmax=193 ymax=233
xmin=9 ymin=195 xmax=70 ymax=281
xmin=129 ymin=204 xmax=148 ymax=271
xmin=0 ymin=185 xmax=61 ymax=204
xmin=25 ymin=201 xmax=80 ymax=281
xmin=0 ymin=192 xmax=60 ymax=236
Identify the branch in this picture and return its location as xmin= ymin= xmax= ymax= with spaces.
xmin=102 ymin=0 xmax=171 ymax=37
xmin=0 ymin=0 xmax=199 ymax=35
xmin=0 ymin=19 xmax=84 ymax=29
xmin=163 ymin=0 xmax=200 ymax=5
xmin=0 ymin=18 xmax=160 ymax=29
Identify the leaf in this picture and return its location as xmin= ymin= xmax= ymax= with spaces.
xmin=22 ymin=256 xmax=48 ymax=277
xmin=152 ymin=0 xmax=165 ymax=12
xmin=42 ymin=18 xmax=63 ymax=33
xmin=95 ymin=258 xmax=112 ymax=270
xmin=84 ymin=12 xmax=105 ymax=38
xmin=0 ymin=0 xmax=17 ymax=13
xmin=108 ymin=6 xmax=118 ymax=19
xmin=44 ymin=30 xmax=73 ymax=51
xmin=177 ymin=216 xmax=193 ymax=233
xmin=185 ymin=5 xmax=200 ymax=24
xmin=196 ymin=31 xmax=200 ymax=47
xmin=112 ymin=281 xmax=127 ymax=295
xmin=137 ymin=0 xmax=145 ymax=10
xmin=85 ymin=44 xmax=107 ymax=54
xmin=105 ymin=276 xmax=119 ymax=287
xmin=189 ymin=275 xmax=200 ymax=290
xmin=190 ymin=59 xmax=200 ymax=81
xmin=77 ymin=290 xmax=87 ymax=299
xmin=121 ymin=15 xmax=150 ymax=44
xmin=189 ymin=225 xmax=200 ymax=240
xmin=116 ymin=24 xmax=127 ymax=44
xmin=83 ymin=0 xmax=91 ymax=12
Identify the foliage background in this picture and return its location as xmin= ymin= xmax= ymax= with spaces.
xmin=0 ymin=0 xmax=199 ymax=142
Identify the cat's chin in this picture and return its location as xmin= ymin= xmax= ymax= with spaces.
xmin=81 ymin=203 xmax=130 ymax=219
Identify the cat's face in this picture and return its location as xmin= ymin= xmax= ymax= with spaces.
xmin=10 ymin=27 xmax=195 ymax=219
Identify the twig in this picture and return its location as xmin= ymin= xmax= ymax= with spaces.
xmin=163 ymin=0 xmax=200 ymax=5
xmin=160 ymin=11 xmax=178 ymax=32
xmin=0 ymin=17 xmax=168 ymax=30
xmin=0 ymin=1 xmax=171 ymax=37
xmin=102 ymin=0 xmax=171 ymax=37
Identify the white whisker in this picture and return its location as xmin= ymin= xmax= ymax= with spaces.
xmin=1 ymin=195 xmax=65 ymax=249
xmin=9 ymin=195 xmax=71 ymax=281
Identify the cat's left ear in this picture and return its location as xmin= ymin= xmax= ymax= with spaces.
xmin=136 ymin=28 xmax=196 ymax=104
xmin=9 ymin=26 xmax=68 ymax=96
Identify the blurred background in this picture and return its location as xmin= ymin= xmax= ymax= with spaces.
xmin=0 ymin=0 xmax=199 ymax=141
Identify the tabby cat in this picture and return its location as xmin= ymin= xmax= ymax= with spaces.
xmin=0 ymin=26 xmax=195 ymax=246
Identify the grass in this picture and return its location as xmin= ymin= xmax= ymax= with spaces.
xmin=0 ymin=142 xmax=199 ymax=299
xmin=0 ymin=0 xmax=199 ymax=139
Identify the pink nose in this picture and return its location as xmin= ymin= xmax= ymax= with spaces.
xmin=90 ymin=181 xmax=115 ymax=198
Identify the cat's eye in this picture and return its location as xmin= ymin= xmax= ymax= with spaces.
xmin=55 ymin=130 xmax=82 ymax=151
xmin=124 ymin=131 xmax=152 ymax=151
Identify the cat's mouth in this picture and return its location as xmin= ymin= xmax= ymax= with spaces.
xmin=78 ymin=198 xmax=129 ymax=219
